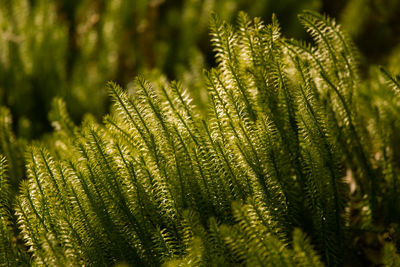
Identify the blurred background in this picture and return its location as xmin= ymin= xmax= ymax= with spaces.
xmin=0 ymin=0 xmax=400 ymax=139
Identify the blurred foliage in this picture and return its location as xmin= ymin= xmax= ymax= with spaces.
xmin=1 ymin=0 xmax=399 ymax=139
xmin=0 ymin=0 xmax=319 ymax=139
xmin=339 ymin=0 xmax=400 ymax=70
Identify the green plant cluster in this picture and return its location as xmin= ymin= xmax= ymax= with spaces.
xmin=2 ymin=0 xmax=400 ymax=140
xmin=1 ymin=10 xmax=400 ymax=266
xmin=0 ymin=0 xmax=321 ymax=139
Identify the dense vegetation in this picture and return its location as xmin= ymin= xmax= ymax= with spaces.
xmin=0 ymin=0 xmax=324 ymax=138
xmin=1 ymin=1 xmax=400 ymax=266
xmin=1 ymin=0 xmax=400 ymax=138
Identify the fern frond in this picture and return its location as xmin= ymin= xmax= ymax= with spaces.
xmin=0 ymin=156 xmax=29 ymax=266
xmin=292 ymin=228 xmax=324 ymax=267
xmin=379 ymin=67 xmax=400 ymax=97
xmin=0 ymin=107 xmax=25 ymax=191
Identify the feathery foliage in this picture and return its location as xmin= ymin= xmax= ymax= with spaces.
xmin=0 ymin=0 xmax=322 ymax=138
xmin=0 ymin=10 xmax=400 ymax=267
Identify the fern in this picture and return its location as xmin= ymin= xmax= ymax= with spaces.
xmin=0 ymin=156 xmax=29 ymax=266
xmin=0 ymin=10 xmax=399 ymax=267
xmin=0 ymin=107 xmax=25 ymax=192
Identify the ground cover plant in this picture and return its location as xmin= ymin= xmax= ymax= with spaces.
xmin=0 ymin=0 xmax=321 ymax=138
xmin=1 ymin=8 xmax=400 ymax=267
